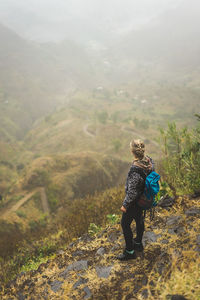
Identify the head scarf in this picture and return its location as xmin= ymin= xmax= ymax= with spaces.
xmin=133 ymin=156 xmax=153 ymax=172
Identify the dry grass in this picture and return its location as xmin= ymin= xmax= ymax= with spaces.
xmin=1 ymin=192 xmax=200 ymax=299
xmin=147 ymin=255 xmax=200 ymax=300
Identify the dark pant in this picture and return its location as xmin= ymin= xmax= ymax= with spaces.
xmin=121 ymin=205 xmax=144 ymax=251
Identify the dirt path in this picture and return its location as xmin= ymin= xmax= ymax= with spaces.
xmin=39 ymin=187 xmax=50 ymax=215
xmin=83 ymin=123 xmax=159 ymax=147
xmin=0 ymin=187 xmax=50 ymax=219
xmin=121 ymin=125 xmax=159 ymax=147
xmin=1 ymin=190 xmax=38 ymax=219
xmin=83 ymin=124 xmax=96 ymax=138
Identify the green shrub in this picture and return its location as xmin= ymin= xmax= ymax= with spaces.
xmin=29 ymin=220 xmax=38 ymax=231
xmin=97 ymin=111 xmax=108 ymax=124
xmin=88 ymin=223 xmax=101 ymax=236
xmin=38 ymin=214 xmax=48 ymax=228
xmin=112 ymin=139 xmax=122 ymax=152
xmin=159 ymin=118 xmax=200 ymax=194
xmin=47 ymin=185 xmax=60 ymax=212
xmin=26 ymin=169 xmax=50 ymax=188
xmin=106 ymin=214 xmax=120 ymax=225
xmin=133 ymin=117 xmax=149 ymax=129
xmin=16 ymin=210 xmax=26 ymax=219
xmin=110 ymin=112 xmax=119 ymax=123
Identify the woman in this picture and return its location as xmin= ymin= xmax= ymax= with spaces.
xmin=117 ymin=139 xmax=154 ymax=261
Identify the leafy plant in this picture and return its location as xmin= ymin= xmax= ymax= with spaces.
xmin=26 ymin=169 xmax=50 ymax=188
xmin=29 ymin=220 xmax=39 ymax=231
xmin=88 ymin=223 xmax=101 ymax=236
xmin=156 ymin=181 xmax=171 ymax=203
xmin=16 ymin=210 xmax=26 ymax=219
xmin=106 ymin=214 xmax=120 ymax=225
xmin=159 ymin=118 xmax=200 ymax=194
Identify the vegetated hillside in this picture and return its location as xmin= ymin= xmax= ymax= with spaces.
xmin=23 ymin=85 xmax=199 ymax=159
xmin=1 ymin=191 xmax=199 ymax=300
xmin=21 ymin=151 xmax=128 ymax=203
xmin=0 ymin=23 xmax=95 ymax=141
xmin=0 ymin=141 xmax=19 ymax=195
xmin=0 ymin=157 xmax=129 ymax=282
xmin=0 ymin=23 xmax=96 ymax=193
xmin=0 ymin=152 xmax=129 ymax=228
xmin=1 ymin=117 xmax=200 ymax=298
xmin=0 ymin=23 xmax=56 ymax=139
xmin=1 ymin=79 xmax=199 ymax=199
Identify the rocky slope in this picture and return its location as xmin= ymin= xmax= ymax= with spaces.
xmin=1 ymin=195 xmax=200 ymax=300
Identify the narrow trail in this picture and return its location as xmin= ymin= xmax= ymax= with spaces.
xmin=83 ymin=123 xmax=159 ymax=147
xmin=1 ymin=190 xmax=38 ymax=219
xmin=0 ymin=187 xmax=50 ymax=219
xmin=39 ymin=187 xmax=50 ymax=215
xmin=56 ymin=119 xmax=72 ymax=129
xmin=83 ymin=124 xmax=96 ymax=138
xmin=121 ymin=125 xmax=159 ymax=147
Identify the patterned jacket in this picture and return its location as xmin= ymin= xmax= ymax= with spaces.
xmin=123 ymin=158 xmax=154 ymax=209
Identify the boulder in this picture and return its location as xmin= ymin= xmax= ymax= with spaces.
xmin=166 ymin=216 xmax=181 ymax=226
xmin=158 ymin=195 xmax=175 ymax=207
xmin=140 ymin=289 xmax=148 ymax=299
xmin=170 ymin=295 xmax=188 ymax=300
xmin=72 ymin=250 xmax=83 ymax=257
xmin=83 ymin=286 xmax=92 ymax=299
xmin=60 ymin=260 xmax=88 ymax=279
xmin=73 ymin=278 xmax=88 ymax=289
xmin=17 ymin=293 xmax=26 ymax=300
xmin=196 ymin=234 xmax=200 ymax=245
xmin=96 ymin=247 xmax=105 ymax=256
xmin=184 ymin=207 xmax=200 ymax=216
xmin=49 ymin=280 xmax=63 ymax=293
xmin=143 ymin=231 xmax=160 ymax=244
xmin=96 ymin=266 xmax=112 ymax=278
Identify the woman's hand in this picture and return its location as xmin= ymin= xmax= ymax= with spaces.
xmin=120 ymin=206 xmax=127 ymax=213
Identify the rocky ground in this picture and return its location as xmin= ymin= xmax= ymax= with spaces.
xmin=1 ymin=195 xmax=200 ymax=300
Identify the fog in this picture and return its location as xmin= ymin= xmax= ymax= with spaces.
xmin=1 ymin=2 xmax=200 ymax=297
xmin=0 ymin=0 xmax=183 ymax=42
xmin=0 ymin=0 xmax=200 ymax=129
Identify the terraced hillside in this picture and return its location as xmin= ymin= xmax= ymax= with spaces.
xmin=0 ymin=152 xmax=129 ymax=240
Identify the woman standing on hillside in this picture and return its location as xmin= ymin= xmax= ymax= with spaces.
xmin=117 ymin=139 xmax=154 ymax=260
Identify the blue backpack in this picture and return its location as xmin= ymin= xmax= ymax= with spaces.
xmin=135 ymin=170 xmax=161 ymax=210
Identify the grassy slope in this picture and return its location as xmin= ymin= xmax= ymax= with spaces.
xmin=1 ymin=188 xmax=199 ymax=300
xmin=1 ymin=80 xmax=199 ymax=219
xmin=0 ymin=152 xmax=129 ymax=228
xmin=21 ymin=91 xmax=177 ymax=153
xmin=22 ymin=83 xmax=200 ymax=165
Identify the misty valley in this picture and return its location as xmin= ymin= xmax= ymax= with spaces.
xmin=0 ymin=1 xmax=200 ymax=299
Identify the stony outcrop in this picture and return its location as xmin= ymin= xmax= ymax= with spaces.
xmin=1 ymin=195 xmax=199 ymax=300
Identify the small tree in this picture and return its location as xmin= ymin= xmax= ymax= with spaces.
xmin=97 ymin=111 xmax=108 ymax=124
xmin=112 ymin=139 xmax=122 ymax=152
xmin=159 ymin=118 xmax=200 ymax=194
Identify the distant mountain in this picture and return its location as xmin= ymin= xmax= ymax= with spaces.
xmin=0 ymin=23 xmax=96 ymax=194
xmin=107 ymin=0 xmax=200 ymax=76
xmin=0 ymin=0 xmax=181 ymax=43
xmin=0 ymin=23 xmax=95 ymax=140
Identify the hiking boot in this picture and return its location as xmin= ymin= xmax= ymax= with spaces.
xmin=117 ymin=249 xmax=136 ymax=261
xmin=133 ymin=238 xmax=144 ymax=252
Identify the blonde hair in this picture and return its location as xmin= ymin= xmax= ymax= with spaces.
xmin=130 ymin=139 xmax=145 ymax=160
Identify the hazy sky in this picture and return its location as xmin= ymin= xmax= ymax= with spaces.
xmin=0 ymin=0 xmax=183 ymax=42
